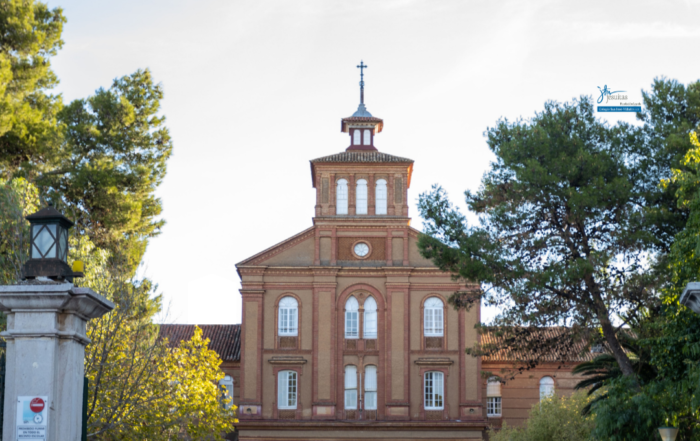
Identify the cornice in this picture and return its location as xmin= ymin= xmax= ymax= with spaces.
xmin=310 ymin=267 xmax=341 ymax=276
xmin=236 ymin=420 xmax=488 ymax=430
xmin=262 ymin=283 xmax=314 ymax=290
xmin=237 ymin=266 xmax=268 ymax=276
xmin=313 ymin=218 xmax=411 ymax=227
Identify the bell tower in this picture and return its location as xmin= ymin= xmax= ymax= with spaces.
xmin=311 ymin=61 xmax=413 ymax=221
xmin=342 ymin=60 xmax=383 ymax=151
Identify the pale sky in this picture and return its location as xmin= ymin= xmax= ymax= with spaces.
xmin=45 ymin=0 xmax=700 ymax=325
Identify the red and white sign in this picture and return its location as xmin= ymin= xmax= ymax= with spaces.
xmin=29 ymin=398 xmax=44 ymax=414
xmin=17 ymin=396 xmax=48 ymax=440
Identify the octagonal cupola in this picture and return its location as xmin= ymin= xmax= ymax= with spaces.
xmin=342 ymin=61 xmax=383 ymax=151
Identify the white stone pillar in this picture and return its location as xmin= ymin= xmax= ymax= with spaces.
xmin=0 ymin=281 xmax=114 ymax=441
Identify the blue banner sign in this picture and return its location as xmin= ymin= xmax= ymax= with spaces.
xmin=597 ymin=106 xmax=641 ymax=112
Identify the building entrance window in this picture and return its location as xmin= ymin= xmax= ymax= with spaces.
xmin=278 ymin=371 xmax=297 ymax=410
xmin=424 ymin=371 xmax=444 ymax=410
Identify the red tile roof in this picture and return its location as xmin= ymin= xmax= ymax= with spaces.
xmin=311 ymin=151 xmax=414 ymax=164
xmin=159 ymin=324 xmax=241 ymax=362
xmin=480 ymin=327 xmax=597 ymax=363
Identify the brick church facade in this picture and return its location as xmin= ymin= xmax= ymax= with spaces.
xmin=162 ymin=72 xmax=592 ymax=440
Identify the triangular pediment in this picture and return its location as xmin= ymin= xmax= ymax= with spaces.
xmin=237 ymin=226 xmax=438 ymax=269
xmin=236 ymin=227 xmax=316 ymax=267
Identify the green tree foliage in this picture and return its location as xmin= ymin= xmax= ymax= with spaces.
xmin=45 ymin=69 xmax=173 ymax=268
xmin=417 ymin=96 xmax=664 ymax=377
xmin=590 ymin=127 xmax=700 ymax=440
xmin=0 ymin=0 xmax=173 ymax=271
xmin=0 ymin=0 xmax=65 ymax=172
xmin=0 ymin=177 xmax=38 ymax=283
xmin=488 ymin=391 xmax=594 ymax=441
xmin=635 ymin=79 xmax=700 ymax=251
xmin=573 ymin=330 xmax=656 ymax=415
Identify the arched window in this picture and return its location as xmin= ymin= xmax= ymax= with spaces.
xmin=356 ymin=179 xmax=368 ymax=215
xmin=424 ymin=371 xmax=444 ymax=410
xmin=345 ymin=297 xmax=359 ymax=339
xmin=363 ymin=297 xmax=377 ymax=339
xmin=365 ymin=365 xmax=377 ymax=410
xmin=375 ymin=179 xmax=387 ymax=215
xmin=278 ymin=296 xmax=298 ymax=336
xmin=336 ymin=179 xmax=348 ymax=215
xmin=278 ymin=370 xmax=297 ymax=409
xmin=363 ymin=129 xmax=371 ymax=145
xmin=540 ymin=376 xmax=555 ymax=400
xmin=353 ymin=129 xmax=361 ymax=145
xmin=218 ymin=375 xmax=234 ymax=410
xmin=424 ymin=297 xmax=444 ymax=337
xmin=486 ymin=377 xmax=501 ymax=417
xmin=344 ymin=365 xmax=358 ymax=409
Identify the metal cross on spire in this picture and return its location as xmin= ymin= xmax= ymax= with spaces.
xmin=357 ymin=60 xmax=367 ymax=104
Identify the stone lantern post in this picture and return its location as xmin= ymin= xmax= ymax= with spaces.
xmin=0 ymin=204 xmax=114 ymax=441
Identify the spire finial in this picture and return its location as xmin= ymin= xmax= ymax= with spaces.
xmin=357 ymin=60 xmax=367 ymax=105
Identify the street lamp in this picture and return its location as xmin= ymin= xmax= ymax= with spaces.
xmin=680 ymin=282 xmax=700 ymax=314
xmin=658 ymin=427 xmax=678 ymax=441
xmin=21 ymin=202 xmax=83 ymax=282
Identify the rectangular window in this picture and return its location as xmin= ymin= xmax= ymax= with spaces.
xmin=218 ymin=376 xmax=234 ymax=410
xmin=365 ymin=366 xmax=377 ymax=410
xmin=424 ymin=372 xmax=444 ymax=410
xmin=337 ymin=180 xmax=348 ymax=215
xmin=345 ymin=311 xmax=359 ymax=339
xmin=279 ymin=308 xmax=298 ymax=336
xmin=375 ymin=180 xmax=387 ymax=215
xmin=363 ymin=311 xmax=377 ymax=339
xmin=278 ymin=371 xmax=297 ymax=409
xmin=424 ymin=309 xmax=444 ymax=336
xmin=356 ymin=180 xmax=368 ymax=215
xmin=487 ymin=397 xmax=502 ymax=417
xmin=345 ymin=366 xmax=357 ymax=409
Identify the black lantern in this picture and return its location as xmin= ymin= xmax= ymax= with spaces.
xmin=22 ymin=203 xmax=83 ymax=281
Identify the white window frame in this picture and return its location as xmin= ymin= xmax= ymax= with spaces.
xmin=345 ymin=297 xmax=359 ymax=339
xmin=345 ymin=365 xmax=358 ymax=409
xmin=218 ymin=375 xmax=234 ymax=410
xmin=278 ymin=370 xmax=297 ymax=410
xmin=424 ymin=297 xmax=444 ymax=337
xmin=364 ymin=365 xmax=377 ymax=410
xmin=278 ymin=296 xmax=298 ymax=336
xmin=424 ymin=371 xmax=444 ymax=410
xmin=375 ymin=179 xmax=387 ymax=215
xmin=486 ymin=377 xmax=501 ymax=417
xmin=540 ymin=376 xmax=555 ymax=401
xmin=336 ymin=179 xmax=348 ymax=215
xmin=363 ymin=296 xmax=377 ymax=339
xmin=356 ymin=179 xmax=368 ymax=215
xmin=353 ymin=129 xmax=361 ymax=145
xmin=487 ymin=397 xmax=502 ymax=417
xmin=363 ymin=129 xmax=371 ymax=145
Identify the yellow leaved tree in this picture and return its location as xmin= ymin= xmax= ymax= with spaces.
xmin=0 ymin=178 xmax=236 ymax=440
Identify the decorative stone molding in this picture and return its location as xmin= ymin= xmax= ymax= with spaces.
xmin=0 ymin=281 xmax=114 ymax=441
xmin=414 ymin=357 xmax=454 ymax=366
xmin=268 ymin=356 xmax=307 ymax=365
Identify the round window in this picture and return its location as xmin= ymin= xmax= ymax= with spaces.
xmin=353 ymin=242 xmax=370 ymax=258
